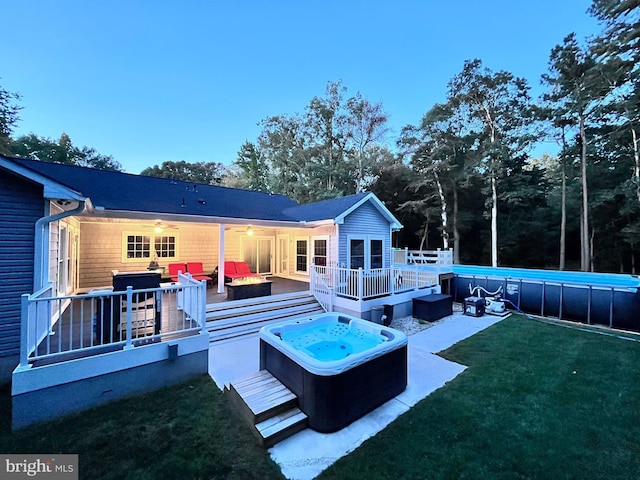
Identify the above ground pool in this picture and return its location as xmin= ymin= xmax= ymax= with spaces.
xmin=452 ymin=265 xmax=640 ymax=331
xmin=259 ymin=313 xmax=408 ymax=432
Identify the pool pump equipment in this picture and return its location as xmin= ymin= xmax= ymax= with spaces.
xmin=465 ymin=284 xmax=507 ymax=317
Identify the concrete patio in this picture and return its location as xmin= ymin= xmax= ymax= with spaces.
xmin=208 ymin=312 xmax=505 ymax=480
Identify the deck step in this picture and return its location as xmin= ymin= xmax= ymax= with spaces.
xmin=230 ymin=370 xmax=298 ymax=423
xmin=207 ymin=291 xmax=313 ymax=314
xmin=209 ymin=308 xmax=325 ymax=343
xmin=227 ymin=370 xmax=307 ymax=447
xmin=207 ymin=292 xmax=325 ymax=343
xmin=256 ymin=407 xmax=308 ymax=448
xmin=207 ymin=299 xmax=319 ymax=323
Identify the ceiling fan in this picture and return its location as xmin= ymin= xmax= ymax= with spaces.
xmin=138 ymin=221 xmax=180 ymax=233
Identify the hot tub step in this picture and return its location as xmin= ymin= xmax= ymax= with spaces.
xmin=255 ymin=407 xmax=308 ymax=448
xmin=229 ymin=370 xmax=298 ymax=424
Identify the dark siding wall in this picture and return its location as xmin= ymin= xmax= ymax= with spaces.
xmin=0 ymin=170 xmax=43 ymax=357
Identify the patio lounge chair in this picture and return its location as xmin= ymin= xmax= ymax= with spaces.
xmin=223 ymin=261 xmax=262 ymax=282
xmin=186 ymin=262 xmax=213 ymax=287
xmin=168 ymin=262 xmax=186 ymax=282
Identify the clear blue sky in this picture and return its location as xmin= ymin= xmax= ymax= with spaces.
xmin=3 ymin=0 xmax=600 ymax=174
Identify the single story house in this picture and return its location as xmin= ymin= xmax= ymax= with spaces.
xmin=1 ymin=155 xmax=454 ymax=427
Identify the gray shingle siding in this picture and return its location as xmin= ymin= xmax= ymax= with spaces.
xmin=338 ymin=201 xmax=391 ymax=268
xmin=0 ymin=170 xmax=43 ymax=357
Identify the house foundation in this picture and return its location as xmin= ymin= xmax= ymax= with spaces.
xmin=12 ymin=333 xmax=209 ymax=429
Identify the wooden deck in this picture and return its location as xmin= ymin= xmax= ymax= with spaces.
xmin=31 ymin=276 xmax=310 ymax=363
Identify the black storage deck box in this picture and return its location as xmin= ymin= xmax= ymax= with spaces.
xmin=413 ymin=293 xmax=453 ymax=322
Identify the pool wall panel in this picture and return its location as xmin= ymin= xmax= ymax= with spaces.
xmin=452 ymin=268 xmax=640 ymax=332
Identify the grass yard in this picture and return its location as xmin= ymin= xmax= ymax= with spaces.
xmin=320 ymin=315 xmax=640 ymax=479
xmin=1 ymin=315 xmax=639 ymax=479
xmin=0 ymin=375 xmax=284 ymax=480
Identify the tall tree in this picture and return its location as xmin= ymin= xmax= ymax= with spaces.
xmin=232 ymin=141 xmax=269 ymax=191
xmin=448 ymin=59 xmax=536 ymax=267
xmin=542 ymin=33 xmax=606 ymax=271
xmin=258 ymin=114 xmax=310 ymax=202
xmin=140 ymin=160 xmax=226 ymax=184
xmin=344 ymin=92 xmax=389 ymax=192
xmin=11 ymin=132 xmax=122 ymax=171
xmin=0 ymin=82 xmax=22 ymax=155
xmin=590 ymin=0 xmax=640 ymax=200
xmin=257 ymin=81 xmax=390 ymax=203
xmin=398 ymin=101 xmax=478 ymax=260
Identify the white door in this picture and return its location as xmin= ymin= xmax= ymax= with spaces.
xmin=242 ymin=237 xmax=273 ymax=275
xmin=277 ymin=235 xmax=289 ymax=276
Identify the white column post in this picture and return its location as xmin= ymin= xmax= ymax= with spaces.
xmin=218 ymin=224 xmax=225 ymax=293
xmin=124 ymin=287 xmax=133 ymax=350
xmin=19 ymin=294 xmax=30 ymax=369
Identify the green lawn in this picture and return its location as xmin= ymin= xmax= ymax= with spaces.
xmin=0 ymin=376 xmax=284 ymax=480
xmin=2 ymin=316 xmax=639 ymax=479
xmin=320 ymin=316 xmax=640 ymax=479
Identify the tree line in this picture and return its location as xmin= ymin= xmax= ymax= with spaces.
xmin=1 ymin=0 xmax=637 ymax=273
xmin=229 ymin=0 xmax=639 ymax=273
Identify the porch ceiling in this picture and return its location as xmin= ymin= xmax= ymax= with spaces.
xmin=77 ymin=210 xmax=311 ymax=229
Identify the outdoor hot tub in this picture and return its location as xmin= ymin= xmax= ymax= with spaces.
xmin=259 ymin=313 xmax=408 ymax=433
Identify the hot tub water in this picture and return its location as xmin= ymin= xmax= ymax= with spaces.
xmin=278 ymin=321 xmax=384 ymax=361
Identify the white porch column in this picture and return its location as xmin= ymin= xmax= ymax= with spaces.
xmin=218 ymin=224 xmax=225 ymax=293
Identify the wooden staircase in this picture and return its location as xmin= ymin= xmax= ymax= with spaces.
xmin=207 ymin=291 xmax=325 ymax=343
xmin=226 ymin=370 xmax=308 ymax=447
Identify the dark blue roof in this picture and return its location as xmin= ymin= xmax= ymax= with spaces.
xmin=283 ymin=193 xmax=369 ymax=221
xmin=6 ymin=157 xmax=400 ymax=227
xmin=11 ymin=157 xmax=300 ymax=222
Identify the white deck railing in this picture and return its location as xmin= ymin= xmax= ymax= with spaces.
xmin=19 ymin=272 xmax=207 ymax=368
xmin=393 ymin=248 xmax=454 ymax=272
xmin=310 ymin=264 xmax=438 ymax=305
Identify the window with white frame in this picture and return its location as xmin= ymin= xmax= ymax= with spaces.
xmin=348 ymin=236 xmax=384 ymax=270
xmin=154 ymin=235 xmax=177 ymax=258
xmin=371 ymin=239 xmax=383 ymax=269
xmin=312 ymin=237 xmax=328 ymax=266
xmin=295 ymin=239 xmax=308 ymax=273
xmin=124 ymin=233 xmax=178 ymax=261
xmin=349 ymin=239 xmax=365 ymax=269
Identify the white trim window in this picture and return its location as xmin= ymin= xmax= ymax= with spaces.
xmin=123 ymin=232 xmax=178 ymax=262
xmin=295 ymin=238 xmax=309 ymax=273
xmin=348 ymin=236 xmax=384 ymax=270
xmin=312 ymin=236 xmax=329 ymax=267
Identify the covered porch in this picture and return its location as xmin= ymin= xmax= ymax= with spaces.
xmin=54 ymin=215 xmax=332 ymax=301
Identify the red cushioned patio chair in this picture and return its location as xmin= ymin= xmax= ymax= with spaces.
xmin=235 ymin=262 xmax=262 ymax=279
xmin=168 ymin=262 xmax=186 ymax=282
xmin=186 ymin=262 xmax=213 ymax=287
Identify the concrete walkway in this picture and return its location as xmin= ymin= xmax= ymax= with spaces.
xmin=208 ymin=313 xmax=504 ymax=480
